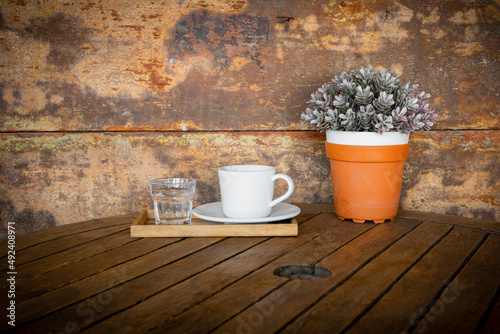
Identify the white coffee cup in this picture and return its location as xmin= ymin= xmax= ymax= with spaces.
xmin=218 ymin=165 xmax=295 ymax=219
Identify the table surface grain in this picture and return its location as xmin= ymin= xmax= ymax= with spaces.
xmin=1 ymin=204 xmax=499 ymax=334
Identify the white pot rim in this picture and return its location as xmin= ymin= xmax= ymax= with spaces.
xmin=326 ymin=130 xmax=409 ymax=146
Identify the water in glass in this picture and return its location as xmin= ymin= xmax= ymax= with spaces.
xmin=149 ymin=178 xmax=196 ymax=225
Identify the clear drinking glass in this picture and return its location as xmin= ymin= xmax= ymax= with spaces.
xmin=149 ymin=178 xmax=196 ymax=225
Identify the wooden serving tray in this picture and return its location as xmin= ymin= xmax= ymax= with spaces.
xmin=131 ymin=210 xmax=298 ymax=237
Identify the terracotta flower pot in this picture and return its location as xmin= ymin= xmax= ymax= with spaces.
xmin=325 ymin=131 xmax=410 ymax=223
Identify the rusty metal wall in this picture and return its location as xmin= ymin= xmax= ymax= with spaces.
xmin=1 ymin=0 xmax=499 ymax=235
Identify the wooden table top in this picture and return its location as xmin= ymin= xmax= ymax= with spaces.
xmin=1 ymin=204 xmax=499 ymax=334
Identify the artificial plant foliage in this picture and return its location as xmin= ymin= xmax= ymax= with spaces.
xmin=301 ymin=67 xmax=437 ymax=134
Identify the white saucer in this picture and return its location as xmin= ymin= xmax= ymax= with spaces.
xmin=192 ymin=202 xmax=301 ymax=224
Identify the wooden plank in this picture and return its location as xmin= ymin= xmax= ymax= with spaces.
xmin=148 ymin=215 xmax=374 ymax=334
xmin=133 ymin=218 xmax=298 ymax=237
xmin=398 ymin=210 xmax=500 ymax=233
xmin=1 ymin=228 xmax=145 ymax=314
xmin=15 ymin=237 xmax=179 ymax=301
xmin=281 ymin=222 xmax=453 ymax=334
xmin=9 ymin=237 xmax=224 ymax=332
xmin=14 ymin=199 xmax=316 ymax=331
xmin=1 ymin=214 xmax=137 ymax=253
xmin=1 ymin=224 xmax=129 ymax=270
xmin=415 ymin=234 xmax=500 ymax=333
xmin=212 ymin=218 xmax=424 ymax=334
xmin=479 ymin=293 xmax=500 ymax=333
xmin=1 ymin=228 xmax=134 ymax=290
xmin=71 ymin=212 xmax=349 ymax=333
xmin=131 ymin=210 xmax=299 ymax=237
xmin=347 ymin=226 xmax=486 ymax=333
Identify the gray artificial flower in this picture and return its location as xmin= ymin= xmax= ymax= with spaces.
xmin=302 ymin=67 xmax=436 ymax=134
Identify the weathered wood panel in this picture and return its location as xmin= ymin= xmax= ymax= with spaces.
xmin=0 ymin=130 xmax=498 ymax=236
xmin=0 ymin=0 xmax=498 ymax=131
xmin=0 ymin=0 xmax=499 ymax=235
xmin=405 ymin=131 xmax=500 ymax=221
xmin=0 ymin=131 xmax=330 ymax=234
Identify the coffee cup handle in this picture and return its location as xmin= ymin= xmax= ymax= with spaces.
xmin=269 ymin=174 xmax=295 ymax=208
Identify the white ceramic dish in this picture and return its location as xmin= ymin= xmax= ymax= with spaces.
xmin=193 ymin=202 xmax=301 ymax=224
